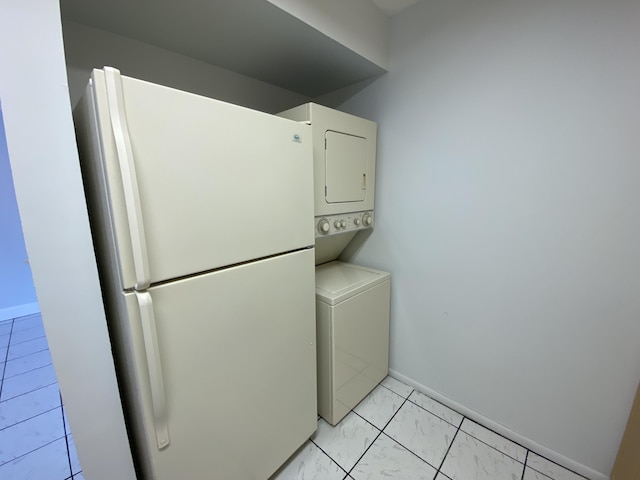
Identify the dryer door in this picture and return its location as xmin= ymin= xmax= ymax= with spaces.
xmin=325 ymin=131 xmax=367 ymax=203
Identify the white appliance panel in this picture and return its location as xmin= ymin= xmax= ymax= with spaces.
xmin=315 ymin=262 xmax=390 ymax=425
xmin=325 ymin=131 xmax=367 ymax=203
xmin=122 ymin=249 xmax=317 ymax=480
xmin=90 ymin=70 xmax=314 ymax=289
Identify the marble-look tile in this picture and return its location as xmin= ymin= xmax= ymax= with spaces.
xmin=0 ymin=323 xmax=11 ymax=337
xmin=408 ymin=391 xmax=463 ymax=427
xmin=460 ymin=419 xmax=526 ymax=462
xmin=441 ymin=431 xmax=524 ymax=480
xmin=311 ymin=413 xmax=379 ymax=472
xmin=523 ymin=467 xmax=552 ymax=480
xmin=0 ymin=437 xmax=70 ymax=479
xmin=74 ymin=473 xmax=86 ymax=480
xmin=0 ymin=347 xmax=7 ymax=361
xmin=7 ymin=336 xmax=49 ymax=361
xmin=8 ymin=324 xmax=46 ymax=346
xmin=0 ymin=333 xmax=9 ymax=350
xmin=11 ymin=314 xmax=42 ymax=333
xmin=0 ymin=383 xmax=61 ymax=429
xmin=271 ymin=440 xmax=344 ymax=480
xmin=0 ymin=364 xmax=58 ymax=402
xmin=3 ymin=349 xmax=52 ymax=379
xmin=384 ymin=400 xmax=457 ymax=467
xmin=435 ymin=474 xmax=453 ymax=480
xmin=0 ymin=407 xmax=64 ymax=464
xmin=381 ymin=376 xmax=414 ymax=398
xmin=68 ymin=434 xmax=82 ymax=474
xmin=526 ymin=453 xmax=587 ymax=480
xmin=351 ymin=433 xmax=437 ymax=480
xmin=354 ymin=384 xmax=404 ymax=430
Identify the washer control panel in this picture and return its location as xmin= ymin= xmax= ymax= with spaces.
xmin=316 ymin=211 xmax=374 ymax=237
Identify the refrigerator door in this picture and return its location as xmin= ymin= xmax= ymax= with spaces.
xmin=119 ymin=249 xmax=317 ymax=480
xmin=87 ymin=68 xmax=314 ymax=290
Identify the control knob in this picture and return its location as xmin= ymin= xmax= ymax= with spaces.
xmin=340 ymin=219 xmax=347 ymax=228
xmin=354 ymin=217 xmax=361 ymax=226
xmin=334 ymin=220 xmax=341 ymax=229
xmin=317 ymin=218 xmax=330 ymax=234
xmin=362 ymin=213 xmax=373 ymax=226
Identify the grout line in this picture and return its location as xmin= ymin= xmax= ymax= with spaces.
xmin=0 ymin=434 xmax=65 ymax=467
xmin=309 ymin=438 xmax=350 ymax=477
xmin=521 ymin=450 xmax=529 ymax=480
xmin=2 ymin=358 xmax=54 ymax=382
xmin=62 ymin=396 xmax=74 ymax=477
xmin=0 ymin=380 xmax=59 ymax=405
xmin=435 ymin=415 xmax=461 ymax=476
xmin=0 ymin=405 xmax=61 ymax=433
xmin=0 ymin=319 xmax=15 ymax=399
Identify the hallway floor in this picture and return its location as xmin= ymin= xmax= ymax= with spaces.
xmin=271 ymin=376 xmax=590 ymax=480
xmin=0 ymin=313 xmax=83 ymax=479
xmin=1 ymin=313 xmax=590 ymax=480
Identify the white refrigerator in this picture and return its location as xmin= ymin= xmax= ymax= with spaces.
xmin=73 ymin=67 xmax=317 ymax=479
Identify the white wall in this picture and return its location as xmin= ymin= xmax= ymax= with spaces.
xmin=339 ymin=0 xmax=640 ymax=477
xmin=63 ymin=21 xmax=310 ymax=112
xmin=267 ymin=0 xmax=389 ymax=70
xmin=0 ymin=1 xmax=136 ymax=478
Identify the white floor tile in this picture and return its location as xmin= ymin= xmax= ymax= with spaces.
xmin=408 ymin=391 xmax=463 ymax=427
xmin=351 ymin=433 xmax=437 ymax=480
xmin=0 ymin=383 xmax=61 ymax=429
xmin=68 ymin=434 xmax=82 ymax=474
xmin=354 ymin=384 xmax=404 ymax=430
xmin=0 ymin=334 xmax=9 ymax=350
xmin=381 ymin=376 xmax=413 ymax=398
xmin=460 ymin=419 xmax=526 ymax=462
xmin=0 ymin=364 xmax=58 ymax=401
xmin=384 ymin=400 xmax=457 ymax=468
xmin=0 ymin=347 xmax=6 ymax=361
xmin=0 ymin=407 xmax=64 ymax=465
xmin=7 ymin=336 xmax=49 ymax=361
xmin=440 ymin=431 xmax=524 ymax=480
xmin=8 ymin=325 xmax=46 ymax=346
xmin=0 ymin=324 xmax=11 ymax=338
xmin=11 ymin=315 xmax=43 ymax=333
xmin=435 ymin=474 xmax=452 ymax=480
xmin=523 ymin=467 xmax=552 ymax=480
xmin=271 ymin=440 xmax=344 ymax=480
xmin=74 ymin=473 xmax=85 ymax=480
xmin=3 ymin=349 xmax=52 ymax=379
xmin=526 ymin=453 xmax=587 ymax=480
xmin=312 ymin=413 xmax=379 ymax=472
xmin=0 ymin=437 xmax=70 ymax=479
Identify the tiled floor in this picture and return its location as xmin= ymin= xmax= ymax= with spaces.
xmin=270 ymin=376 xmax=590 ymax=480
xmin=0 ymin=313 xmax=84 ymax=480
xmin=0 ymin=313 xmax=591 ymax=480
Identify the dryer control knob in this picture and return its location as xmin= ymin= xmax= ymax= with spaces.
xmin=340 ymin=219 xmax=347 ymax=228
xmin=334 ymin=220 xmax=342 ymax=229
xmin=362 ymin=213 xmax=373 ymax=226
xmin=318 ymin=219 xmax=330 ymax=234
xmin=354 ymin=217 xmax=361 ymax=226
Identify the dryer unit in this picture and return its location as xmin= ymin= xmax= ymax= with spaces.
xmin=278 ymin=103 xmax=377 ymax=264
xmin=315 ymin=261 xmax=391 ymax=425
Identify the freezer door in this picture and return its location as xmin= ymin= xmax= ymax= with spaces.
xmin=121 ymin=249 xmax=317 ymax=480
xmin=86 ymin=69 xmax=314 ymax=289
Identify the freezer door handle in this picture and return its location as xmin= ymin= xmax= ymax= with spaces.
xmin=104 ymin=67 xmax=151 ymax=290
xmin=135 ymin=291 xmax=170 ymax=449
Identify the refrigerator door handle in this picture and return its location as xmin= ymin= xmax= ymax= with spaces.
xmin=104 ymin=67 xmax=151 ymax=290
xmin=135 ymin=291 xmax=170 ymax=450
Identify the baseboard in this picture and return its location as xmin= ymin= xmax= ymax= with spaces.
xmin=388 ymin=369 xmax=609 ymax=480
xmin=0 ymin=302 xmax=40 ymax=322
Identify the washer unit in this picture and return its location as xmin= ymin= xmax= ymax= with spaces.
xmin=315 ymin=261 xmax=390 ymax=425
xmin=279 ymin=103 xmax=390 ymax=427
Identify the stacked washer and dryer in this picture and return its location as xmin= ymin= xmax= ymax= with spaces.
xmin=278 ymin=104 xmax=391 ymax=425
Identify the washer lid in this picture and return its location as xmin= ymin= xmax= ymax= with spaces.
xmin=315 ymin=261 xmax=390 ymax=305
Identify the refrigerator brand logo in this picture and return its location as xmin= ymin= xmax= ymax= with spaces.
xmin=292 ymin=134 xmax=302 ymax=143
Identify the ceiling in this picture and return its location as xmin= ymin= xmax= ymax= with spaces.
xmin=371 ymin=0 xmax=422 ymax=17
xmin=60 ymin=0 xmax=393 ymax=98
